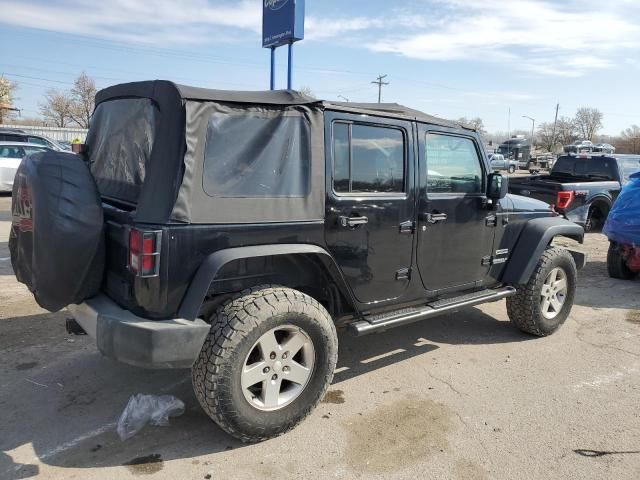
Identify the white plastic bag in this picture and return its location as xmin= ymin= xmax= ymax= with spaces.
xmin=117 ymin=394 xmax=185 ymax=440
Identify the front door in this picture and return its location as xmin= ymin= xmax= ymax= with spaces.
xmin=417 ymin=128 xmax=495 ymax=292
xmin=324 ymin=112 xmax=415 ymax=305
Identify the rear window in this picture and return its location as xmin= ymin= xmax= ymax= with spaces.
xmin=202 ymin=113 xmax=310 ymax=198
xmin=552 ymin=157 xmax=618 ymax=180
xmin=619 ymin=157 xmax=640 ymax=182
xmin=87 ymin=98 xmax=158 ymax=203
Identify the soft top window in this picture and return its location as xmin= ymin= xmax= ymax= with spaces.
xmin=202 ymin=112 xmax=310 ymax=198
xmin=87 ymin=98 xmax=157 ymax=204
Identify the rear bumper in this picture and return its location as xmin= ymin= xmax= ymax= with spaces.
xmin=67 ymin=294 xmax=210 ymax=369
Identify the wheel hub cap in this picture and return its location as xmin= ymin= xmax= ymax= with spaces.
xmin=241 ymin=325 xmax=315 ymax=411
xmin=540 ymin=267 xmax=568 ymax=320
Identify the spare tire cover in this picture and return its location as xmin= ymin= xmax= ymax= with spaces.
xmin=9 ymin=151 xmax=105 ymax=312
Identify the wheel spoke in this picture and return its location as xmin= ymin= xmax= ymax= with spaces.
xmin=281 ymin=330 xmax=308 ymax=358
xmin=548 ymin=268 xmax=558 ymax=284
xmin=285 ymin=360 xmax=311 ymax=385
xmin=257 ymin=330 xmax=280 ymax=359
xmin=554 ymin=277 xmax=567 ymax=292
xmin=242 ymin=362 xmax=266 ymax=389
xmin=541 ymin=297 xmax=551 ymax=314
xmin=262 ymin=377 xmax=282 ymax=408
xmin=550 ymin=296 xmax=563 ymax=312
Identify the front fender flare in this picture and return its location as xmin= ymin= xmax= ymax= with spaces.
xmin=177 ymin=244 xmax=357 ymax=320
xmin=501 ymin=217 xmax=584 ymax=285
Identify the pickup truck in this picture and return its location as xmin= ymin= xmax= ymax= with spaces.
xmin=509 ymin=154 xmax=640 ymax=231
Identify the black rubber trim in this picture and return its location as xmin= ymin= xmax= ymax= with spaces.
xmin=501 ymin=217 xmax=585 ymax=285
xmin=177 ymin=244 xmax=358 ymax=320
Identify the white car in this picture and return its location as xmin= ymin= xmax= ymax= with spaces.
xmin=0 ymin=142 xmax=52 ymax=192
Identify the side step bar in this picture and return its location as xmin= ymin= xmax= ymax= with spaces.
xmin=349 ymin=287 xmax=517 ymax=336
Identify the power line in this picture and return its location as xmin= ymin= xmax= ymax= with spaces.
xmin=371 ymin=74 xmax=389 ymax=103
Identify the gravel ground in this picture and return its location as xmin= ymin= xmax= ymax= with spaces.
xmin=0 ymin=194 xmax=639 ymax=480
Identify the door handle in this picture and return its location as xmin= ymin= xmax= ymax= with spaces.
xmin=339 ymin=215 xmax=368 ymax=227
xmin=425 ymin=212 xmax=448 ymax=224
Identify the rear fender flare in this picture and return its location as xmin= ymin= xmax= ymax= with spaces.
xmin=178 ymin=244 xmax=358 ymax=320
xmin=501 ymin=217 xmax=584 ymax=285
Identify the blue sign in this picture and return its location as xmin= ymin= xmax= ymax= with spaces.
xmin=262 ymin=0 xmax=305 ymax=48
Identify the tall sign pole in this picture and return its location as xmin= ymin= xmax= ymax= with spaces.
xmin=262 ymin=0 xmax=305 ymax=90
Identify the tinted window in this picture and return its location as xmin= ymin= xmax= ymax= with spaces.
xmin=332 ymin=122 xmax=405 ymax=194
xmin=552 ymin=157 xmax=618 ymax=180
xmin=619 ymin=157 xmax=640 ymax=182
xmin=27 ymin=136 xmax=47 ymax=146
xmin=203 ymin=113 xmax=310 ymax=198
xmin=426 ymin=133 xmax=483 ymax=194
xmin=88 ymin=98 xmax=157 ymax=203
xmin=0 ymin=146 xmax=25 ymax=158
xmin=23 ymin=147 xmax=49 ymax=155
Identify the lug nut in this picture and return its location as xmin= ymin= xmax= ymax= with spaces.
xmin=263 ymin=366 xmax=270 ymax=374
xmin=270 ymin=352 xmax=276 ymax=360
xmin=282 ymin=351 xmax=289 ymax=359
xmin=283 ymin=366 xmax=290 ymax=373
xmin=272 ymin=374 xmax=278 ymax=381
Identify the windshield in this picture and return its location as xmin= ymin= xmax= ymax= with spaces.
xmin=87 ymin=98 xmax=158 ymax=204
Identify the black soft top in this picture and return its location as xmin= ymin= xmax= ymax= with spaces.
xmin=95 ymin=80 xmax=471 ymax=131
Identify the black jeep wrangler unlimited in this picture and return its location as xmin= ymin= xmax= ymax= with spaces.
xmin=10 ymin=81 xmax=585 ymax=442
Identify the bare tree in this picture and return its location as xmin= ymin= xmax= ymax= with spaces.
xmin=573 ymin=107 xmax=603 ymax=140
xmin=0 ymin=74 xmax=18 ymax=124
xmin=69 ymin=72 xmax=96 ymax=128
xmin=298 ymin=86 xmax=315 ymax=98
xmin=39 ymin=89 xmax=74 ymax=127
xmin=457 ymin=116 xmax=486 ymax=134
xmin=537 ymin=122 xmax=557 ymax=152
xmin=555 ymin=116 xmax=578 ymax=146
xmin=621 ymin=125 xmax=640 ymax=154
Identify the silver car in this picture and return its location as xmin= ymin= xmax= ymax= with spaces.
xmin=0 ymin=142 xmax=52 ymax=192
xmin=489 ymin=153 xmax=518 ymax=174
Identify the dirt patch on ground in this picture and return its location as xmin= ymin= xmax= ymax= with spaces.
xmin=322 ymin=389 xmax=345 ymax=404
xmin=454 ymin=459 xmax=489 ymax=480
xmin=344 ymin=396 xmax=452 ymax=473
xmin=626 ymin=310 xmax=640 ymax=325
xmin=123 ymin=453 xmax=164 ymax=475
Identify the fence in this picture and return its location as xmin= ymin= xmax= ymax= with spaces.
xmin=0 ymin=124 xmax=88 ymax=142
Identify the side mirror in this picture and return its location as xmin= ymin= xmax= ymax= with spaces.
xmin=487 ymin=172 xmax=508 ymax=200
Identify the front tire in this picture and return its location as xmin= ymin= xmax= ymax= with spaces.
xmin=506 ymin=247 xmax=577 ymax=336
xmin=192 ymin=285 xmax=338 ymax=442
xmin=607 ymin=243 xmax=637 ymax=280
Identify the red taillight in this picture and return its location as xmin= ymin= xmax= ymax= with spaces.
xmin=556 ymin=191 xmax=574 ymax=210
xmin=128 ymin=228 xmax=161 ymax=277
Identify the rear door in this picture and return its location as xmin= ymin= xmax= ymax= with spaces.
xmin=324 ymin=112 xmax=415 ymax=305
xmin=416 ymin=127 xmax=495 ymax=292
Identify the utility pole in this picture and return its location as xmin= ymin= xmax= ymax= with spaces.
xmin=522 ymin=115 xmax=535 ymax=143
xmin=371 ymin=74 xmax=389 ymax=103
xmin=551 ymin=103 xmax=559 ymax=152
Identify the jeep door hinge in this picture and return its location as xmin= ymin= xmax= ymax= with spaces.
xmin=399 ymin=220 xmax=415 ymax=234
xmin=395 ymin=267 xmax=411 ymax=280
xmin=485 ymin=215 xmax=498 ymax=227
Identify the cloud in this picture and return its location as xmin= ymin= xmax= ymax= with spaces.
xmin=368 ymin=0 xmax=640 ymax=76
xmin=0 ymin=0 xmax=262 ymax=45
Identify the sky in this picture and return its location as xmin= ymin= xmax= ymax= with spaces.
xmin=1 ymin=0 xmax=639 ymax=135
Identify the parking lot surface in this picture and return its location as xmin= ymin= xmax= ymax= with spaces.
xmin=1 ymin=194 xmax=639 ymax=480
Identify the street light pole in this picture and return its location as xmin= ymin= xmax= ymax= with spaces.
xmin=522 ymin=115 xmax=535 ymax=143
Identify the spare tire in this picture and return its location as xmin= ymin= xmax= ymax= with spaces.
xmin=9 ymin=151 xmax=105 ymax=312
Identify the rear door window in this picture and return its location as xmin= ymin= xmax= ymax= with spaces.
xmin=202 ymin=113 xmax=310 ymax=198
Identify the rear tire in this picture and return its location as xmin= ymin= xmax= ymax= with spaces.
xmin=506 ymin=247 xmax=577 ymax=336
xmin=607 ymin=243 xmax=637 ymax=280
xmin=192 ymin=285 xmax=338 ymax=442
